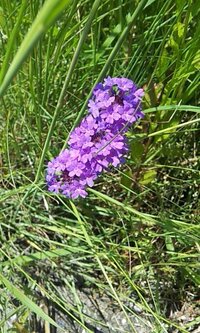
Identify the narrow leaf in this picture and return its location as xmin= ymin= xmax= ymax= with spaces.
xmin=0 ymin=273 xmax=64 ymax=330
xmin=0 ymin=0 xmax=72 ymax=97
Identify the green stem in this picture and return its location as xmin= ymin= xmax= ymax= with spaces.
xmin=0 ymin=0 xmax=27 ymax=85
xmin=65 ymin=0 xmax=148 ymax=141
xmin=35 ymin=0 xmax=101 ymax=182
xmin=0 ymin=0 xmax=72 ymax=97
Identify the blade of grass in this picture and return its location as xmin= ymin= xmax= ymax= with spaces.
xmin=144 ymin=104 xmax=200 ymax=114
xmin=0 ymin=0 xmax=27 ymax=84
xmin=88 ymin=188 xmax=157 ymax=224
xmin=0 ymin=247 xmax=90 ymax=268
xmin=35 ymin=0 xmax=101 ymax=182
xmin=0 ymin=273 xmax=64 ymax=331
xmin=148 ymin=117 xmax=200 ymax=137
xmin=66 ymin=0 xmax=148 ymax=136
xmin=0 ymin=0 xmax=72 ymax=97
xmin=70 ymin=200 xmax=139 ymax=333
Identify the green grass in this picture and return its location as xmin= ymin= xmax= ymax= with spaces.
xmin=0 ymin=0 xmax=200 ymax=332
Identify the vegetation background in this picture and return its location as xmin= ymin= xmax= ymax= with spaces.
xmin=0 ymin=0 xmax=199 ymax=332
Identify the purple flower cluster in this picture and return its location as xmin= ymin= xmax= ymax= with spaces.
xmin=46 ymin=77 xmax=144 ymax=199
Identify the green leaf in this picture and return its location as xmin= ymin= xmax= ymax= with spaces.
xmin=192 ymin=50 xmax=200 ymax=70
xmin=169 ymin=22 xmax=185 ymax=51
xmin=95 ymin=23 xmax=122 ymax=62
xmin=139 ymin=169 xmax=157 ymax=185
xmin=165 ymin=235 xmax=175 ymax=252
xmin=0 ymin=0 xmax=72 ymax=97
xmin=144 ymin=0 xmax=157 ymax=9
xmin=0 ymin=0 xmax=27 ymax=84
xmin=89 ymin=188 xmax=156 ymax=225
xmin=0 ymin=273 xmax=64 ymax=331
xmin=144 ymin=105 xmax=200 ymax=114
xmin=182 ymin=268 xmax=200 ymax=286
xmin=175 ymin=0 xmax=186 ymax=13
xmin=120 ymin=170 xmax=132 ymax=189
xmin=157 ymin=48 xmax=170 ymax=80
xmin=35 ymin=0 xmax=101 ymax=181
xmin=0 ymin=247 xmax=88 ymax=268
xmin=130 ymin=141 xmax=144 ymax=164
xmin=0 ymin=6 xmax=6 ymax=27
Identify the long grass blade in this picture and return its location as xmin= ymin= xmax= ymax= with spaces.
xmin=0 ymin=0 xmax=72 ymax=97
xmin=0 ymin=0 xmax=27 ymax=84
xmin=68 ymin=0 xmax=148 ymax=133
xmin=0 ymin=273 xmax=64 ymax=331
xmin=35 ymin=0 xmax=101 ymax=182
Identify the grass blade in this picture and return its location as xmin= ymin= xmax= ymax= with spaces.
xmin=0 ymin=273 xmax=64 ymax=331
xmin=68 ymin=0 xmax=148 ymax=133
xmin=0 ymin=0 xmax=72 ymax=97
xmin=35 ymin=0 xmax=101 ymax=182
xmin=0 ymin=0 xmax=27 ymax=84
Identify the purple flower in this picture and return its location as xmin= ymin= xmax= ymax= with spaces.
xmin=46 ymin=148 xmax=97 ymax=198
xmin=46 ymin=77 xmax=144 ymax=199
xmin=89 ymin=77 xmax=144 ymax=129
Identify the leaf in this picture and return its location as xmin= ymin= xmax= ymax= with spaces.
xmin=95 ymin=24 xmax=122 ymax=62
xmin=175 ymin=0 xmax=186 ymax=13
xmin=89 ymin=188 xmax=156 ymax=225
xmin=182 ymin=268 xmax=200 ymax=286
xmin=154 ymin=117 xmax=180 ymax=142
xmin=192 ymin=50 xmax=200 ymax=70
xmin=191 ymin=0 xmax=200 ymax=18
xmin=130 ymin=141 xmax=144 ymax=164
xmin=0 ymin=6 xmax=6 ymax=28
xmin=0 ymin=0 xmax=72 ymax=97
xmin=0 ymin=248 xmax=73 ymax=268
xmin=139 ymin=169 xmax=157 ymax=185
xmin=120 ymin=170 xmax=132 ymax=189
xmin=148 ymin=117 xmax=200 ymax=138
xmin=157 ymin=48 xmax=170 ymax=80
xmin=144 ymin=105 xmax=200 ymax=114
xmin=169 ymin=22 xmax=185 ymax=51
xmin=165 ymin=235 xmax=175 ymax=252
xmin=144 ymin=0 xmax=157 ymax=9
xmin=0 ymin=273 xmax=64 ymax=331
xmin=0 ymin=0 xmax=27 ymax=84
